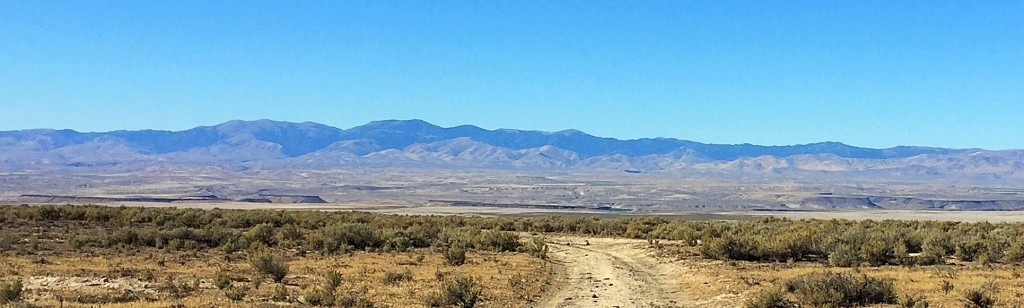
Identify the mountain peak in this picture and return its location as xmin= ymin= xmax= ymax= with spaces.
xmin=552 ymin=129 xmax=590 ymax=136
xmin=359 ymin=119 xmax=438 ymax=130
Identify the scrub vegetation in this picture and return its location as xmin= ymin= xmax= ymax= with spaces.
xmin=3 ymin=204 xmax=1024 ymax=306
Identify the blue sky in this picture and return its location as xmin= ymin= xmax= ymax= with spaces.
xmin=1 ymin=1 xmax=1022 ymax=149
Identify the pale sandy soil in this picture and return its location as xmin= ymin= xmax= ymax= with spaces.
xmin=722 ymin=209 xmax=1024 ymax=222
xmin=535 ymin=236 xmax=689 ymax=308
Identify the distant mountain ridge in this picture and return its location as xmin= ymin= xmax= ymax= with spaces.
xmin=2 ymin=119 xmax=1020 ymax=181
xmin=1 ymin=119 xmax=959 ymax=159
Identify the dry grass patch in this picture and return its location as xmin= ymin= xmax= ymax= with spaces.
xmin=660 ymin=245 xmax=1024 ymax=307
xmin=0 ymin=249 xmax=550 ymax=307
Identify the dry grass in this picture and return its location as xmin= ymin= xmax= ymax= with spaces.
xmin=659 ymin=245 xmax=1024 ymax=307
xmin=0 ymin=249 xmax=550 ymax=307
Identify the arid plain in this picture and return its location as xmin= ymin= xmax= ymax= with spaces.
xmin=4 ymin=167 xmax=1024 ymax=307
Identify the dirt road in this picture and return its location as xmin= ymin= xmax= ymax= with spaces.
xmin=535 ymin=237 xmax=689 ymax=308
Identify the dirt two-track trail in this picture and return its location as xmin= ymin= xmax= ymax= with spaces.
xmin=534 ymin=237 xmax=691 ymax=308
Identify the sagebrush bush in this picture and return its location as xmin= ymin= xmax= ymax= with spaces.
xmin=892 ymin=241 xmax=914 ymax=266
xmin=248 ymin=250 xmax=289 ymax=283
xmin=963 ymin=288 xmax=995 ymax=308
xmin=860 ymin=238 xmax=893 ymax=266
xmin=474 ymin=230 xmax=520 ymax=252
xmin=214 ymin=270 xmax=233 ymax=290
xmin=0 ymin=278 xmax=23 ymax=303
xmin=744 ymin=288 xmax=795 ymax=308
xmin=323 ymin=269 xmax=343 ymax=290
xmin=783 ymin=272 xmax=897 ymax=307
xmin=222 ymin=236 xmax=246 ymax=254
xmin=310 ymin=223 xmax=384 ymax=254
xmin=426 ymin=275 xmax=482 ymax=308
xmin=955 ymin=239 xmax=987 ymax=262
xmin=244 ymin=223 xmax=277 ymax=246
xmin=1003 ymin=240 xmax=1024 ymax=264
xmin=700 ymin=236 xmax=750 ymax=261
xmin=918 ymin=236 xmax=952 ymax=265
xmin=275 ymin=224 xmax=304 ymax=248
xmin=443 ymin=244 xmax=467 ymax=266
xmin=524 ymin=236 xmax=549 ymax=260
xmin=828 ymin=244 xmax=862 ymax=267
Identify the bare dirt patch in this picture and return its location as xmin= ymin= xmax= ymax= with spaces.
xmin=536 ymin=236 xmax=689 ymax=308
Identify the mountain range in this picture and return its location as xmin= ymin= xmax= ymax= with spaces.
xmin=2 ymin=119 xmax=1022 ymax=181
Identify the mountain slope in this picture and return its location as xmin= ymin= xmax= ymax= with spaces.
xmin=2 ymin=119 xmax=1019 ymax=181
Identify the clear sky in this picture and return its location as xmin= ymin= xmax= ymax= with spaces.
xmin=1 ymin=1 xmax=1022 ymax=149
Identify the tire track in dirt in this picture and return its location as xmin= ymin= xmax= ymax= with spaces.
xmin=534 ymin=237 xmax=689 ymax=308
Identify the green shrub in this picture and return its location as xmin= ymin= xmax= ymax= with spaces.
xmin=11 ymin=204 xmax=1024 ymax=267
xmin=434 ymin=229 xmax=475 ymax=250
xmin=700 ymin=236 xmax=753 ymax=261
xmin=222 ymin=236 xmax=246 ymax=254
xmin=783 ymin=272 xmax=897 ymax=307
xmin=1003 ymin=240 xmax=1024 ymax=264
xmin=918 ymin=236 xmax=951 ymax=265
xmin=892 ymin=241 xmax=914 ymax=266
xmin=0 ymin=278 xmax=23 ymax=303
xmin=248 ymin=250 xmax=289 ymax=283
xmin=275 ymin=224 xmax=304 ymax=248
xmin=426 ymin=275 xmax=482 ymax=308
xmin=214 ymin=270 xmax=233 ymax=290
xmin=323 ymin=269 xmax=343 ymax=290
xmin=744 ymin=288 xmax=796 ymax=308
xmin=244 ymin=223 xmax=277 ymax=246
xmin=954 ymin=240 xmax=986 ymax=262
xmin=963 ymin=288 xmax=995 ymax=308
xmin=443 ymin=244 xmax=467 ymax=266
xmin=474 ymin=231 xmax=520 ymax=252
xmin=860 ymin=239 xmax=893 ymax=266
xmin=524 ymin=236 xmax=549 ymax=260
xmin=382 ymin=269 xmax=414 ymax=285
xmin=828 ymin=244 xmax=862 ymax=267
xmin=313 ymin=223 xmax=384 ymax=253
xmin=384 ymin=235 xmax=414 ymax=252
